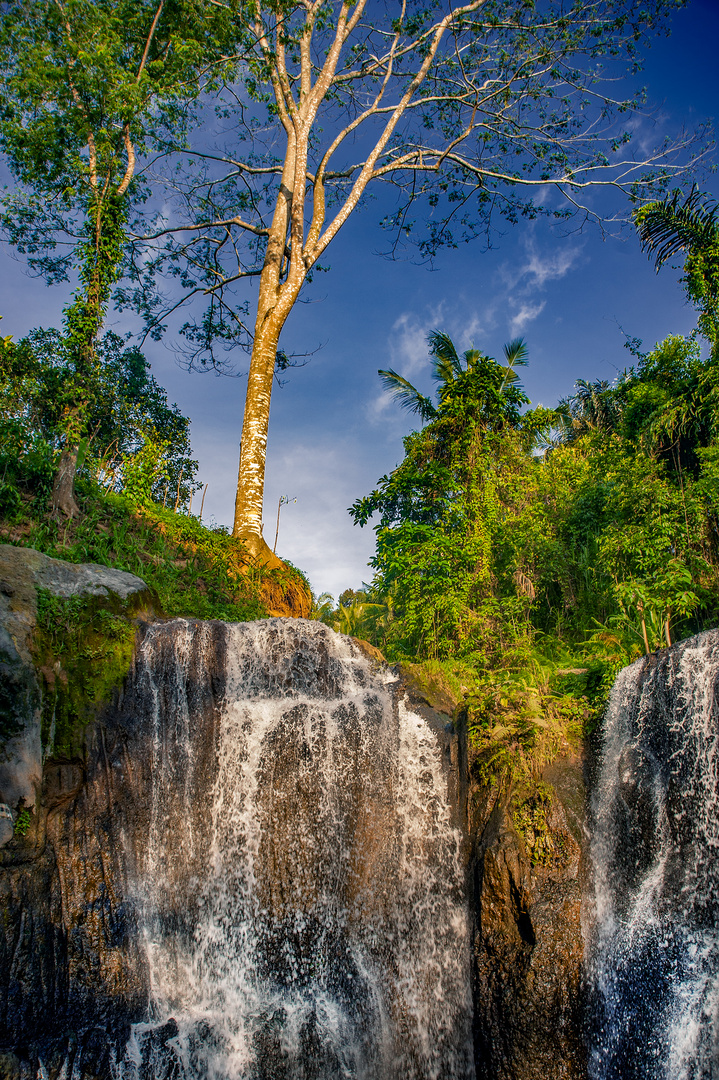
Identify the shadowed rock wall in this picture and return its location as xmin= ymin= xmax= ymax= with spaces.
xmin=468 ymin=754 xmax=588 ymax=1080
xmin=0 ymin=619 xmax=228 ymax=1080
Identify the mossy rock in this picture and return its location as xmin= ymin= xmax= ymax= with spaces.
xmin=34 ymin=589 xmax=140 ymax=758
xmin=396 ymin=661 xmax=460 ymax=717
xmin=0 ymin=544 xmax=155 ymax=835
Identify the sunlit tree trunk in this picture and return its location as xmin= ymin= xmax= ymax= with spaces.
xmin=231 ymin=77 xmax=307 ymax=560
xmin=228 ymin=0 xmax=472 ymax=553
xmin=232 ymin=255 xmax=306 ymax=561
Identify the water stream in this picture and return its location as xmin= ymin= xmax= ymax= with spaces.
xmin=116 ymin=619 xmax=474 ymax=1080
xmin=589 ymin=629 xmax=719 ymax=1079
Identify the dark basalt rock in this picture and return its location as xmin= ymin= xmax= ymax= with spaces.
xmin=0 ymin=616 xmax=229 ymax=1079
xmin=469 ymin=754 xmax=588 ymax=1080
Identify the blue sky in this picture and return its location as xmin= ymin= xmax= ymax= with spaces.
xmin=1 ymin=0 xmax=717 ymax=599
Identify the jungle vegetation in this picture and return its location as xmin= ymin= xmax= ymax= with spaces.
xmin=0 ymin=186 xmax=717 ymax=780
xmin=0 ymin=0 xmax=707 ymax=566
xmin=329 ymin=187 xmax=719 ymax=759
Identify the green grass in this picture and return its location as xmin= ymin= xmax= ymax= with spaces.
xmin=2 ymin=484 xmax=271 ymax=622
xmin=1 ymin=482 xmax=312 ymax=756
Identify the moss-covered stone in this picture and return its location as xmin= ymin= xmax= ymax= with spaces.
xmin=33 ymin=590 xmax=137 ymax=757
xmin=396 ymin=661 xmax=461 ymax=717
xmin=0 ymin=544 xmax=154 ymax=836
xmin=511 ymin=781 xmax=570 ymax=868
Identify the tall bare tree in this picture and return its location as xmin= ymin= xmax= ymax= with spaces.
xmin=138 ymin=0 xmax=703 ymax=564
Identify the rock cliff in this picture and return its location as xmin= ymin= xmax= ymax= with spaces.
xmin=0 ymin=544 xmax=152 ymax=847
xmin=0 ymin=548 xmax=589 ymax=1078
xmin=469 ymin=754 xmax=587 ymax=1079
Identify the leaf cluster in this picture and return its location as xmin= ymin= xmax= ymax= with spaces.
xmin=0 ymin=328 xmax=198 ymax=513
xmin=0 ymin=0 xmax=246 ymax=281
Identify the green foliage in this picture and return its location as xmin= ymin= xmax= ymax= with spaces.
xmin=635 ymin=188 xmax=719 ymax=354
xmin=511 ymin=784 xmax=566 ymax=868
xmin=8 ymin=490 xmax=268 ymax=625
xmin=0 ymin=0 xmax=240 ymax=286
xmin=351 ymin=338 xmax=531 ymax=660
xmin=463 ymin=670 xmax=589 ymax=782
xmin=13 ymin=808 xmax=31 ymax=837
xmin=121 ymin=434 xmax=172 ymax=507
xmin=0 ymin=328 xmax=198 ymax=510
xmin=352 ymin=326 xmax=719 ymax=793
xmin=0 ymin=0 xmax=243 ymax=504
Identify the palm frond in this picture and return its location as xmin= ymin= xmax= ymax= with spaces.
xmin=499 ymin=336 xmax=528 ymax=391
xmin=427 ymin=330 xmax=463 ymax=384
xmin=378 ymin=368 xmax=437 ymax=421
xmin=634 ymin=186 xmax=719 ymax=271
xmin=503 ymin=337 xmax=529 ymax=368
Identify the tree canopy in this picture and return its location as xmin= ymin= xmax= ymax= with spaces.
xmin=0 ymin=329 xmax=198 ymax=518
xmin=0 ymin=0 xmax=240 ymax=284
xmin=350 ymin=328 xmax=718 ymax=666
xmin=0 ymin=0 xmax=242 ymax=514
xmin=126 ymin=0 xmax=702 ymax=559
xmin=635 ymin=187 xmax=719 ymax=354
xmin=0 ymin=0 xmax=709 ymax=557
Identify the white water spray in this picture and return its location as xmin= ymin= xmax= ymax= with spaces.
xmin=589 ymin=630 xmax=719 ymax=1080
xmin=118 ymin=619 xmax=474 ymax=1080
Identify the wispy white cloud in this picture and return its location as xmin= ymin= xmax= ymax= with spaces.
xmin=448 ymin=308 xmax=489 ymax=349
xmin=522 ymin=244 xmax=581 ymax=289
xmin=503 ymin=236 xmax=583 ymax=291
xmin=389 ymin=310 xmax=438 ymax=378
xmin=509 ymin=300 xmax=547 ymax=336
xmin=499 ymin=233 xmax=583 ymax=338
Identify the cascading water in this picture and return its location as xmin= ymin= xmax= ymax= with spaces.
xmin=116 ymin=618 xmax=474 ymax=1080
xmin=589 ymin=629 xmax=719 ymax=1080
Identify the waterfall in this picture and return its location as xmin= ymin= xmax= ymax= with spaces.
xmin=589 ymin=629 xmax=719 ymax=1080
xmin=116 ymin=618 xmax=474 ymax=1080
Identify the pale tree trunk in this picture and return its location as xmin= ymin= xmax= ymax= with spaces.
xmin=231 ymin=65 xmax=302 ymax=561
xmin=228 ymin=0 xmax=465 ymax=554
xmin=232 ymin=280 xmax=301 ymax=565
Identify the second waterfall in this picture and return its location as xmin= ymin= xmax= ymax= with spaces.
xmin=117 ymin=618 xmax=474 ymax=1080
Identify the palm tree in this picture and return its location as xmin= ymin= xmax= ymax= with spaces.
xmin=556 ymin=378 xmax=623 ymax=443
xmin=378 ymin=331 xmax=528 ymax=421
xmin=634 ymin=187 xmax=719 ymax=353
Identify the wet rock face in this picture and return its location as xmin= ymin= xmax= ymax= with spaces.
xmin=0 ymin=619 xmax=474 ymax=1080
xmin=0 ymin=619 xmax=228 ymax=1080
xmin=469 ymin=756 xmax=588 ymax=1080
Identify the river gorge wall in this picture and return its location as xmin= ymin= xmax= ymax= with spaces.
xmin=0 ymin=543 xmax=673 ymax=1080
